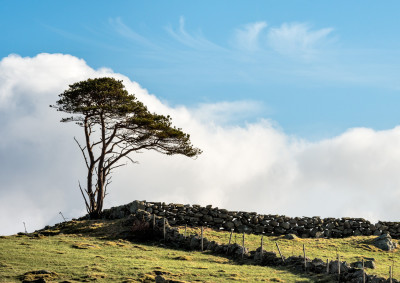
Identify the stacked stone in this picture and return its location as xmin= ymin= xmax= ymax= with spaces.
xmin=97 ymin=200 xmax=400 ymax=239
xmin=127 ymin=209 xmax=398 ymax=283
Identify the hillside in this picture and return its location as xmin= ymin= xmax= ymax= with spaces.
xmin=0 ymin=209 xmax=399 ymax=282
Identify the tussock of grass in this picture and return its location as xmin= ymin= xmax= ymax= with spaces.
xmin=104 ymin=241 xmax=118 ymax=246
xmin=173 ymin=255 xmax=192 ymax=261
xmin=39 ymin=230 xmax=60 ymax=236
xmin=227 ymin=276 xmax=242 ymax=281
xmin=32 ymin=233 xmax=46 ymax=239
xmin=209 ymin=258 xmax=229 ymax=264
xmin=132 ymin=244 xmax=150 ymax=251
xmin=138 ymin=273 xmax=155 ymax=282
xmin=89 ymin=266 xmax=105 ymax=272
xmin=86 ymin=272 xmax=107 ymax=279
xmin=0 ymin=261 xmax=10 ymax=268
xmin=72 ymin=242 xmax=100 ymax=249
xmin=154 ymin=270 xmax=171 ymax=275
xmin=21 ymin=270 xmax=59 ymax=282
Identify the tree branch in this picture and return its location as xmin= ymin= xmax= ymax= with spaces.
xmin=78 ymin=181 xmax=90 ymax=214
xmin=109 ymin=163 xmax=127 ymax=171
xmin=74 ymin=137 xmax=89 ymax=169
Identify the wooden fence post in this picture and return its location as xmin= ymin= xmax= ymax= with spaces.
xmin=326 ymin=259 xmax=329 ymax=274
xmin=392 ymin=258 xmax=395 ymax=278
xmin=276 ymin=242 xmax=285 ymax=263
xmin=390 ymin=266 xmax=393 ymax=283
xmin=292 ymin=242 xmax=294 ymax=256
xmin=201 ymin=226 xmax=204 ymax=252
xmin=163 ymin=217 xmax=166 ymax=242
xmin=184 ymin=224 xmax=187 ymax=239
xmin=362 ymin=258 xmax=365 ymax=283
xmin=337 ymin=254 xmax=340 ymax=282
xmin=242 ymin=232 xmax=245 ymax=259
xmin=228 ymin=229 xmax=233 ymax=245
xmin=261 ymin=235 xmax=264 ymax=257
xmin=303 ymin=244 xmax=306 ymax=272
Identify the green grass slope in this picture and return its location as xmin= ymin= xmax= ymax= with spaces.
xmin=0 ymin=218 xmax=398 ymax=282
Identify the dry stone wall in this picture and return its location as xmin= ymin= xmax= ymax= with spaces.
xmin=96 ymin=200 xmax=400 ymax=239
xmin=125 ymin=210 xmax=398 ymax=283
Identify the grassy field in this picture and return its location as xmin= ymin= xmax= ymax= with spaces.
xmin=0 ymin=219 xmax=398 ymax=282
xmin=180 ymin=226 xmax=400 ymax=280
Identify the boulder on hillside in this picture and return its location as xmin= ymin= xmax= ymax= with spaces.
xmin=254 ymin=247 xmax=267 ymax=261
xmin=351 ymin=260 xmax=376 ymax=269
xmin=329 ymin=260 xmax=350 ymax=274
xmin=284 ymin=233 xmax=298 ymax=240
xmin=374 ymin=233 xmax=397 ymax=251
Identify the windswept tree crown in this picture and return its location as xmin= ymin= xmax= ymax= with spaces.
xmin=52 ymin=77 xmax=201 ymax=218
xmin=54 ymin=77 xmax=201 ymax=157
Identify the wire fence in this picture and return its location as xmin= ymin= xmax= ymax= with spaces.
xmin=178 ymin=225 xmax=398 ymax=282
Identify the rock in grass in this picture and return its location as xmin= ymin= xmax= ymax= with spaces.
xmin=284 ymin=234 xmax=297 ymax=240
xmin=254 ymin=247 xmax=267 ymax=261
xmin=374 ymin=233 xmax=397 ymax=251
xmin=329 ymin=260 xmax=350 ymax=274
xmin=351 ymin=260 xmax=376 ymax=269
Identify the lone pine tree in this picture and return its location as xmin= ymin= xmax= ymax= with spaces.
xmin=51 ymin=77 xmax=201 ymax=218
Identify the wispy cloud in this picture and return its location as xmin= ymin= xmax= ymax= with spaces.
xmin=233 ymin=21 xmax=267 ymax=51
xmin=165 ymin=16 xmax=225 ymax=51
xmin=191 ymin=100 xmax=266 ymax=124
xmin=43 ymin=24 xmax=127 ymax=53
xmin=109 ymin=17 xmax=158 ymax=49
xmin=267 ymin=23 xmax=334 ymax=59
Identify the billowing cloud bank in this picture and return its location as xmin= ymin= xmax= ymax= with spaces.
xmin=1 ymin=53 xmax=399 ymax=235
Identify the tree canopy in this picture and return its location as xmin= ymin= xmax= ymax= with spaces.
xmin=51 ymin=77 xmax=201 ymax=218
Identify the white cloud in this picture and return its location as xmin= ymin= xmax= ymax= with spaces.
xmin=1 ymin=53 xmax=400 ymax=236
xmin=267 ymin=22 xmax=334 ymax=59
xmin=233 ymin=22 xmax=267 ymax=51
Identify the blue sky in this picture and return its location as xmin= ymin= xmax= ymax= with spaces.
xmin=2 ymin=1 xmax=400 ymax=139
xmin=3 ymin=1 xmax=400 ymax=234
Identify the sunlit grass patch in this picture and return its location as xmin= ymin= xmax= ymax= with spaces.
xmin=1 ymin=219 xmax=399 ymax=282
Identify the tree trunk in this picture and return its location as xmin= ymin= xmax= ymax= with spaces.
xmin=87 ymin=166 xmax=95 ymax=213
